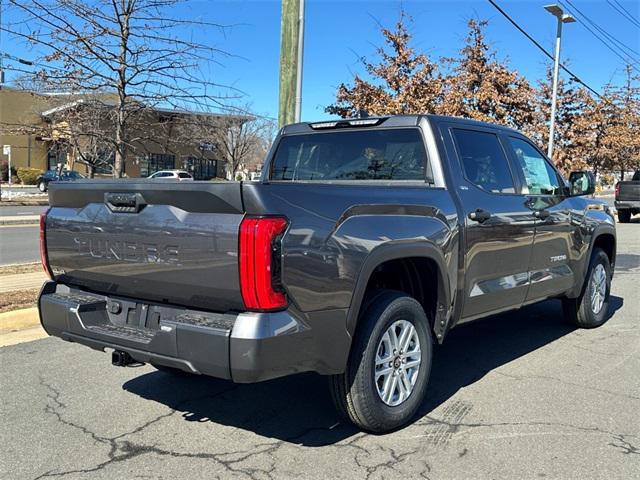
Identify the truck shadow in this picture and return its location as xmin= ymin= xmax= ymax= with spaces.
xmin=122 ymin=296 xmax=623 ymax=446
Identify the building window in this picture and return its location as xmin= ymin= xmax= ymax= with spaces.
xmin=183 ymin=157 xmax=218 ymax=180
xmin=140 ymin=153 xmax=175 ymax=177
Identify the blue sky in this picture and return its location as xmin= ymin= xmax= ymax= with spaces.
xmin=3 ymin=0 xmax=639 ymax=121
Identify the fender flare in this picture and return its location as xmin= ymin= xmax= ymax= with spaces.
xmin=345 ymin=241 xmax=452 ymax=342
xmin=569 ymin=222 xmax=616 ymax=298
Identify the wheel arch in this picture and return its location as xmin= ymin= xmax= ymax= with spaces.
xmin=568 ymin=223 xmax=616 ymax=299
xmin=345 ymin=242 xmax=452 ymax=344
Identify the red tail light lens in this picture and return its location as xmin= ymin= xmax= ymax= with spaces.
xmin=39 ymin=210 xmax=53 ymax=279
xmin=615 ymin=182 xmax=620 ymax=199
xmin=239 ymin=216 xmax=288 ymax=311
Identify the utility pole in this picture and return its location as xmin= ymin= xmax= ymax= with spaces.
xmin=278 ymin=0 xmax=305 ymax=128
xmin=544 ymin=4 xmax=575 ymax=160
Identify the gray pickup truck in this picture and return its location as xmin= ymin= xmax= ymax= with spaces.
xmin=615 ymin=170 xmax=640 ymax=223
xmin=38 ymin=115 xmax=616 ymax=432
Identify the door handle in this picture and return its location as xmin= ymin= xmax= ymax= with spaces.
xmin=533 ymin=209 xmax=551 ymax=220
xmin=468 ymin=208 xmax=491 ymax=223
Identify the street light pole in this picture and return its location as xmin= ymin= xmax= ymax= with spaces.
xmin=544 ymin=4 xmax=575 ymax=160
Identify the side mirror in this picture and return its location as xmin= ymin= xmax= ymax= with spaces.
xmin=568 ymin=171 xmax=595 ymax=197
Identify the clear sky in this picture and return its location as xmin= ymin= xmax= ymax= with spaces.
xmin=3 ymin=0 xmax=640 ymax=121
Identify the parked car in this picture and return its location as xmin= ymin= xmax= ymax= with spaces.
xmin=36 ymin=170 xmax=84 ymax=192
xmin=614 ymin=170 xmax=640 ymax=223
xmin=147 ymin=170 xmax=193 ymax=180
xmin=38 ymin=115 xmax=616 ymax=432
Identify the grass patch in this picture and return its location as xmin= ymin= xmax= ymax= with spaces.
xmin=0 ymin=263 xmax=42 ymax=276
xmin=0 ymin=288 xmax=39 ymax=314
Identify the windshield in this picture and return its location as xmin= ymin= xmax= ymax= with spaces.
xmin=269 ymin=128 xmax=428 ymax=181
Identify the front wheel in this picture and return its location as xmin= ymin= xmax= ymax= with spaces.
xmin=562 ymin=248 xmax=611 ymax=329
xmin=329 ymin=290 xmax=433 ymax=433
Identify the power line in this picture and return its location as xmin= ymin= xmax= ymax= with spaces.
xmin=487 ymin=0 xmax=601 ymax=98
xmin=608 ymin=0 xmax=640 ymax=28
xmin=561 ymin=0 xmax=640 ymax=70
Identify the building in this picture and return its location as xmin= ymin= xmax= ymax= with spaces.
xmin=1 ymin=86 xmax=246 ymax=179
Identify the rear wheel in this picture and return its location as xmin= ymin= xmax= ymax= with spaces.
xmin=38 ymin=181 xmax=47 ymax=193
xmin=329 ymin=290 xmax=433 ymax=433
xmin=562 ymin=248 xmax=611 ymax=329
xmin=617 ymin=210 xmax=631 ymax=223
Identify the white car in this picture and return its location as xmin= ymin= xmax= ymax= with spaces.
xmin=148 ymin=170 xmax=194 ymax=181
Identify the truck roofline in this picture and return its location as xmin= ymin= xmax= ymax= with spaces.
xmin=280 ymin=114 xmax=523 ymax=136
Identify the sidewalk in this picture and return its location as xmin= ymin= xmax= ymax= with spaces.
xmin=0 ymin=271 xmax=47 ymax=293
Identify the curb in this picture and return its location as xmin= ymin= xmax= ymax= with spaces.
xmin=0 ymin=218 xmax=40 ymax=226
xmin=0 ymin=307 xmax=40 ymax=332
xmin=0 ymin=307 xmax=47 ymax=346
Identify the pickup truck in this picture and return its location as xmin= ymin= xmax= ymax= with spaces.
xmin=615 ymin=170 xmax=640 ymax=223
xmin=38 ymin=115 xmax=616 ymax=432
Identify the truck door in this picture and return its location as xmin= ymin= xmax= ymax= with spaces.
xmin=504 ymin=135 xmax=576 ymax=302
xmin=444 ymin=126 xmax=536 ymax=320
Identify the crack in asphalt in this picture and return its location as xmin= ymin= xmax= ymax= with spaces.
xmin=32 ymin=363 xmax=639 ymax=480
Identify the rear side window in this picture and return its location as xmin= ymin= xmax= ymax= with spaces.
xmin=269 ymin=128 xmax=428 ymax=181
xmin=452 ymin=129 xmax=515 ymax=194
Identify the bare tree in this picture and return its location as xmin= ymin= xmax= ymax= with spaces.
xmin=4 ymin=0 xmax=234 ymax=177
xmin=212 ymin=115 xmax=276 ymax=180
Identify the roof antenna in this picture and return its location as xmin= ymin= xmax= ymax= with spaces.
xmin=356 ymin=109 xmax=369 ymax=119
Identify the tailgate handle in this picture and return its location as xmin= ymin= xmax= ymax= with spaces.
xmin=105 ymin=192 xmax=146 ymax=213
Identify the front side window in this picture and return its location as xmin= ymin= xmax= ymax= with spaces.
xmin=452 ymin=129 xmax=515 ymax=194
xmin=269 ymin=128 xmax=428 ymax=181
xmin=508 ymin=137 xmax=561 ymax=195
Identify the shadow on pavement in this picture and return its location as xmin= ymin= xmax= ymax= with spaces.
xmin=123 ymin=297 xmax=623 ymax=446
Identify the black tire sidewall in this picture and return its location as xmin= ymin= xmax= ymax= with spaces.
xmin=579 ymin=249 xmax=611 ymax=327
xmin=618 ymin=210 xmax=630 ymax=223
xmin=349 ymin=291 xmax=433 ymax=431
xmin=38 ymin=182 xmax=46 ymax=192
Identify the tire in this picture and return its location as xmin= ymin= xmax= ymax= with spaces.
xmin=617 ymin=210 xmax=631 ymax=223
xmin=562 ymin=248 xmax=611 ymax=329
xmin=329 ymin=290 xmax=433 ymax=433
xmin=38 ymin=181 xmax=47 ymax=193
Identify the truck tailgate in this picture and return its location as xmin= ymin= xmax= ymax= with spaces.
xmin=45 ymin=180 xmax=245 ymax=312
xmin=617 ymin=181 xmax=640 ymax=201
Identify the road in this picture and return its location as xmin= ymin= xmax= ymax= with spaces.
xmin=1 ymin=223 xmax=639 ymax=479
xmin=0 ymin=205 xmax=48 ymax=217
xmin=0 ymin=225 xmax=40 ymax=265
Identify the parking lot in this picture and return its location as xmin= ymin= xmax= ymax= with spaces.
xmin=1 ymin=222 xmax=638 ymax=479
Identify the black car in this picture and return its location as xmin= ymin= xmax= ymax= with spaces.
xmin=36 ymin=170 xmax=84 ymax=192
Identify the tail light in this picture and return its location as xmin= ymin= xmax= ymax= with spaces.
xmin=39 ymin=209 xmax=53 ymax=279
xmin=239 ymin=216 xmax=288 ymax=311
xmin=615 ymin=182 xmax=620 ymax=199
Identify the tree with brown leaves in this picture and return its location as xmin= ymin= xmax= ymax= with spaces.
xmin=326 ymin=12 xmax=444 ymax=117
xmin=441 ymin=19 xmax=536 ymax=131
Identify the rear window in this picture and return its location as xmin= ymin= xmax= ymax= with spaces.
xmin=269 ymin=128 xmax=428 ymax=181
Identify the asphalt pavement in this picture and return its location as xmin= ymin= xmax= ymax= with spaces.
xmin=1 ymin=223 xmax=639 ymax=479
xmin=0 ymin=205 xmax=48 ymax=217
xmin=0 ymin=225 xmax=40 ymax=265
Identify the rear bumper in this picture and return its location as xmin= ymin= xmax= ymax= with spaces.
xmin=614 ymin=200 xmax=640 ymax=211
xmin=38 ymin=282 xmax=351 ymax=383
